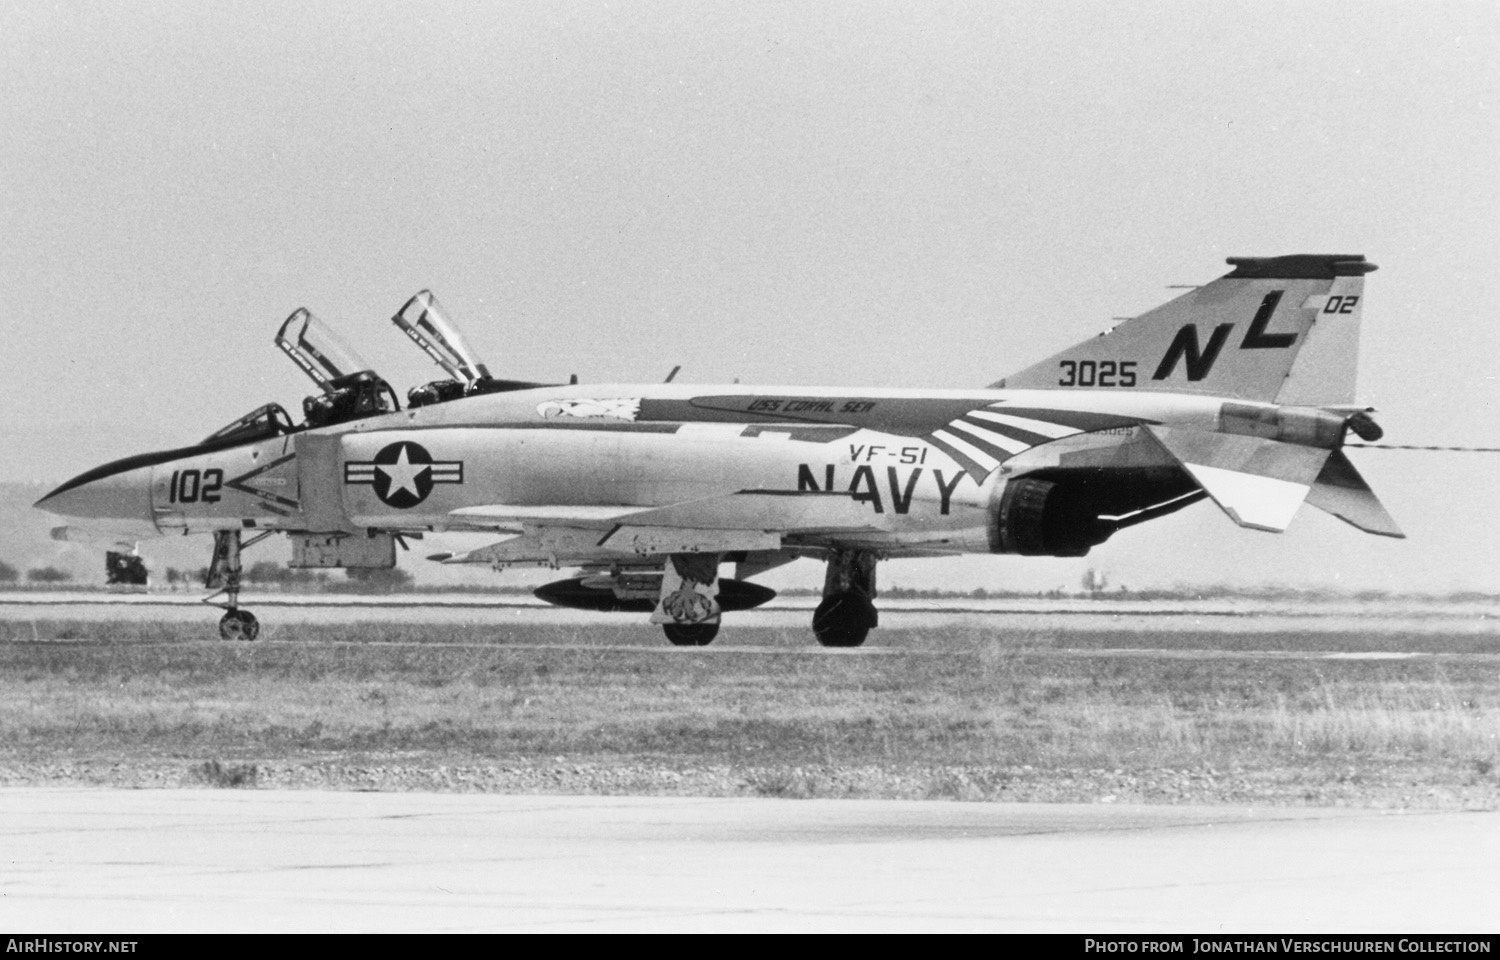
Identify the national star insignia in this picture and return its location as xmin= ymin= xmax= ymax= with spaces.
xmin=344 ymin=441 xmax=463 ymax=508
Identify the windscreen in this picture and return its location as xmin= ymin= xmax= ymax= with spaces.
xmin=391 ymin=290 xmax=492 ymax=383
xmin=200 ymin=403 xmax=295 ymax=445
xmin=274 ymin=308 xmax=373 ymax=389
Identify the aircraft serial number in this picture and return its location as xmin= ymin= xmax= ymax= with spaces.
xmin=167 ymin=468 xmax=223 ymax=504
xmin=1058 ymin=360 xmax=1137 ymax=387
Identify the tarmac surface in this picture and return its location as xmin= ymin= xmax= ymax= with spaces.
xmin=3 ymin=788 xmax=1497 ymax=933
xmin=5 ymin=590 xmax=1500 ymax=633
xmin=6 ymin=595 xmax=1498 ymax=932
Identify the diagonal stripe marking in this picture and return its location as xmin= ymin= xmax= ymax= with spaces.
xmin=949 ymin=418 xmax=1032 ymax=455
xmin=926 ymin=437 xmax=988 ymax=477
xmin=930 ymin=429 xmax=1001 ymax=472
xmin=972 ymin=409 xmax=1081 ymax=439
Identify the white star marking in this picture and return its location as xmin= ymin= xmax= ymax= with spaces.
xmin=377 ymin=445 xmax=431 ymax=499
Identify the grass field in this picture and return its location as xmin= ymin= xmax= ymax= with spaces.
xmin=2 ymin=618 xmax=1497 ymax=808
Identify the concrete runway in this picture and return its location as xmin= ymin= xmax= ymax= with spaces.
xmin=5 ymin=591 xmax=1499 ymax=634
xmin=3 ymin=788 xmax=1496 ymax=932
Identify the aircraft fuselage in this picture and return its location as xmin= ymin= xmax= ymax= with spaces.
xmin=39 ymin=383 xmax=1228 ymax=555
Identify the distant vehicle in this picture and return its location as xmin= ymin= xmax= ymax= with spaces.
xmin=104 ymin=550 xmax=148 ymax=587
xmin=36 ymin=255 xmax=1398 ymax=645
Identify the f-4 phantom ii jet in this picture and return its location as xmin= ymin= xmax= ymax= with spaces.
xmin=36 ymin=254 xmax=1400 ymax=646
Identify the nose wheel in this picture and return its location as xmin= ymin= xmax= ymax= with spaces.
xmin=218 ymin=609 xmax=260 ymax=642
xmin=203 ymin=529 xmax=271 ymax=642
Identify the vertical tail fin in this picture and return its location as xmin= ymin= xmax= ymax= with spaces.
xmin=995 ymin=255 xmax=1376 ymax=404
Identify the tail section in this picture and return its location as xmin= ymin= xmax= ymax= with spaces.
xmin=998 ymin=254 xmax=1403 ymax=539
xmin=996 ymin=254 xmax=1376 ymax=404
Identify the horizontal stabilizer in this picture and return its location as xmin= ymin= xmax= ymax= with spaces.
xmin=1145 ymin=426 xmax=1331 ymax=533
xmin=1304 ymin=450 xmax=1405 ymax=538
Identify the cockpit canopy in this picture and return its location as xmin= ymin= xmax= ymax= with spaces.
xmin=393 ymin=290 xmax=551 ymax=407
xmin=260 ymin=295 xmax=554 ymax=428
xmin=393 ymin=290 xmax=492 ymax=384
xmin=275 ymin=308 xmax=375 ymax=390
xmin=275 ymin=308 xmax=399 ymax=427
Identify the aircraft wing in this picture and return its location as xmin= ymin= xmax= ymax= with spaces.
xmin=434 ymin=490 xmax=885 ymax=566
xmin=447 ymin=491 xmax=876 ymax=532
xmin=447 ymin=504 xmax=651 ymax=530
xmin=625 ymin=490 xmax=878 ymax=531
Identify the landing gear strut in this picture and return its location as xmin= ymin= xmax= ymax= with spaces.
xmin=204 ymin=529 xmax=270 ymax=642
xmin=814 ymin=548 xmax=879 ymax=648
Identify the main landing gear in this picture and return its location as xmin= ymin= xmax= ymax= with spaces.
xmin=655 ymin=553 xmax=723 ymax=646
xmin=663 ymin=622 xmax=720 ymax=646
xmin=813 ymin=548 xmax=879 ymax=648
xmin=649 ymin=548 xmax=880 ymax=647
xmin=204 ymin=529 xmax=272 ymax=641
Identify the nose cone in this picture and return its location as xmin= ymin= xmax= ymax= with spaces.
xmin=35 ymin=460 xmax=159 ymax=539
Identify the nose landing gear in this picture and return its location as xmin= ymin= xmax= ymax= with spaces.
xmin=203 ymin=529 xmax=271 ymax=641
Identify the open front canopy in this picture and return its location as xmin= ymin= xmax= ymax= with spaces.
xmin=274 ymin=308 xmax=376 ymax=390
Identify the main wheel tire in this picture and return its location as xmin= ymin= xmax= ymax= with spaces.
xmin=218 ymin=609 xmax=260 ymax=642
xmin=812 ymin=593 xmax=876 ymax=648
xmin=663 ymin=622 xmax=719 ymax=646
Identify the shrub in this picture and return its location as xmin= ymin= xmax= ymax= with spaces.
xmin=26 ymin=566 xmax=72 ymax=583
xmin=192 ymin=760 xmax=258 ymax=788
xmin=337 ymin=566 xmax=414 ymax=592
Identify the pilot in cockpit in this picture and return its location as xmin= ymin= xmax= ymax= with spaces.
xmin=301 ymin=370 xmax=396 ymax=427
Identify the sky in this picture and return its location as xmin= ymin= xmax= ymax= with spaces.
xmin=3 ymin=1 xmax=1499 ymax=593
